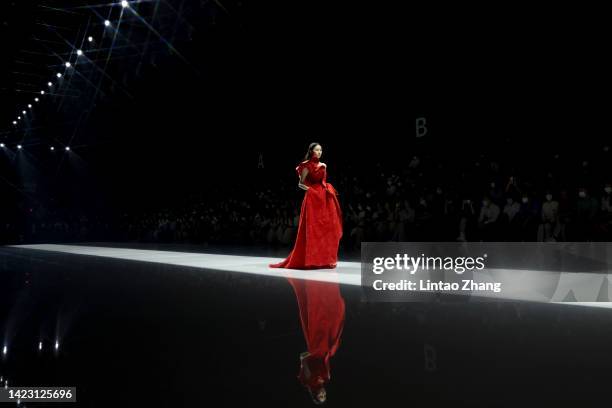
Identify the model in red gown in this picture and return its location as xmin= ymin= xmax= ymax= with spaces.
xmin=269 ymin=143 xmax=345 ymax=405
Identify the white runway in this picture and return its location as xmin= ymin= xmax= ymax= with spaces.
xmin=8 ymin=244 xmax=612 ymax=308
xmin=8 ymin=244 xmax=362 ymax=285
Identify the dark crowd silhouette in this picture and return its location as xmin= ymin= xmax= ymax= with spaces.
xmin=2 ymin=144 xmax=611 ymax=247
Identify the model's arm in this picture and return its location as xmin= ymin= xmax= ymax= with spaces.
xmin=298 ymin=168 xmax=309 ymax=191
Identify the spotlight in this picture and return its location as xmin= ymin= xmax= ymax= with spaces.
xmin=0 ymin=143 xmax=5 ymax=148
xmin=77 ymin=49 xmax=83 ymax=56
xmin=17 ymin=116 xmax=21 ymax=120
xmin=22 ymin=110 xmax=26 ymax=115
xmin=48 ymin=82 xmax=52 ymax=87
xmin=50 ymin=146 xmax=55 ymax=151
xmin=121 ymin=0 xmax=129 ymax=7
xmin=35 ymin=97 xmax=39 ymax=102
xmin=104 ymin=20 xmax=111 ymax=27
xmin=28 ymin=104 xmax=32 ymax=108
xmin=2 ymin=345 xmax=6 ymax=355
xmin=12 ymin=121 xmax=17 ymax=125
xmin=40 ymin=90 xmax=45 ymax=95
xmin=39 ymin=341 xmax=43 ymax=350
xmin=88 ymin=36 xmax=93 ymax=42
xmin=65 ymin=62 xmax=71 ymax=68
xmin=54 ymin=340 xmax=59 ymax=350
xmin=65 ymin=146 xmax=71 ymax=151
xmin=17 ymin=145 xmax=22 ymax=150
xmin=56 ymin=73 xmax=62 ymax=78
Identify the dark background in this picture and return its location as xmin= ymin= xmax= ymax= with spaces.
xmin=1 ymin=1 xmax=608 ymax=215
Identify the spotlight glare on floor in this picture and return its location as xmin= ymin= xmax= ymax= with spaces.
xmin=35 ymin=97 xmax=39 ymax=102
xmin=121 ymin=0 xmax=129 ymax=7
xmin=65 ymin=146 xmax=70 ymax=151
xmin=39 ymin=341 xmax=43 ymax=351
xmin=77 ymin=49 xmax=83 ymax=56
xmin=50 ymin=146 xmax=55 ymax=151
xmin=88 ymin=36 xmax=93 ymax=42
xmin=17 ymin=145 xmax=22 ymax=150
xmin=12 ymin=121 xmax=16 ymax=125
xmin=2 ymin=345 xmax=6 ymax=355
xmin=65 ymin=62 xmax=71 ymax=68
xmin=0 ymin=143 xmax=5 ymax=148
xmin=54 ymin=340 xmax=59 ymax=350
xmin=17 ymin=116 xmax=21 ymax=120
xmin=28 ymin=104 xmax=32 ymax=108
xmin=48 ymin=82 xmax=53 ymax=87
xmin=41 ymin=90 xmax=45 ymax=95
xmin=104 ymin=20 xmax=111 ymax=26
xmin=22 ymin=110 xmax=26 ymax=115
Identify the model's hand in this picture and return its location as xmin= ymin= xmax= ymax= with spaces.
xmin=298 ymin=183 xmax=309 ymax=191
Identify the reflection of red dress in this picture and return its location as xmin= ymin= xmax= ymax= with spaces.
xmin=269 ymin=156 xmax=345 ymax=392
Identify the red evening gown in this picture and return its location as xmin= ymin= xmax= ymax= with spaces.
xmin=269 ymin=155 xmax=345 ymax=395
xmin=270 ymin=155 xmax=343 ymax=269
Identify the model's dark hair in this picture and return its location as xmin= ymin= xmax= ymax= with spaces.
xmin=304 ymin=142 xmax=321 ymax=161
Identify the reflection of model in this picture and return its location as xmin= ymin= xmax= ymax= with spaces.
xmin=270 ymin=143 xmax=345 ymax=404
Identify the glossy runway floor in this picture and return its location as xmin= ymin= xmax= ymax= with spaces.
xmin=2 ymin=243 xmax=612 ymax=407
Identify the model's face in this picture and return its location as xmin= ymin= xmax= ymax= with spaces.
xmin=315 ymin=388 xmax=326 ymax=403
xmin=312 ymin=145 xmax=322 ymax=158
